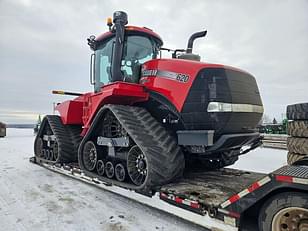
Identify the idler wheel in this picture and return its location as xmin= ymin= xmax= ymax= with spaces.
xmin=82 ymin=141 xmax=98 ymax=171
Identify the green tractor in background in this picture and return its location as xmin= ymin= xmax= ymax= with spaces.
xmin=258 ymin=118 xmax=288 ymax=134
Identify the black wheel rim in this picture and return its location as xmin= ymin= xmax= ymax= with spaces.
xmin=105 ymin=162 xmax=114 ymax=178
xmin=127 ymin=145 xmax=147 ymax=186
xmin=97 ymin=160 xmax=105 ymax=176
xmin=115 ymin=163 xmax=126 ymax=182
xmin=82 ymin=141 xmax=97 ymax=171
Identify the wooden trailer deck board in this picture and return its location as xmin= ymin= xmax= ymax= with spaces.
xmin=161 ymin=168 xmax=266 ymax=206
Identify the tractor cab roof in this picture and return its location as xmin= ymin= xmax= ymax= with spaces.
xmin=95 ymin=26 xmax=163 ymax=46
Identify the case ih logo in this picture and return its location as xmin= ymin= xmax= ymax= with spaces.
xmin=142 ymin=69 xmax=158 ymax=77
xmin=141 ymin=69 xmax=189 ymax=83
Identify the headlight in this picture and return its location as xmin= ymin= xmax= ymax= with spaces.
xmin=207 ymin=102 xmax=264 ymax=113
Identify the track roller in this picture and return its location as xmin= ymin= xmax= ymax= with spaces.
xmin=97 ymin=160 xmax=105 ymax=176
xmin=53 ymin=142 xmax=59 ymax=161
xmin=45 ymin=150 xmax=51 ymax=160
xmin=49 ymin=150 xmax=54 ymax=160
xmin=115 ymin=163 xmax=126 ymax=182
xmin=105 ymin=162 xmax=115 ymax=178
xmin=41 ymin=149 xmax=46 ymax=159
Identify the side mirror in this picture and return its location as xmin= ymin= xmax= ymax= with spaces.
xmin=90 ymin=53 xmax=95 ymax=85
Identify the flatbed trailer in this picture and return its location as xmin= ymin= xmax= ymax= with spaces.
xmin=30 ymin=156 xmax=308 ymax=231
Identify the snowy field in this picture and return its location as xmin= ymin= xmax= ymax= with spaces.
xmin=0 ymin=128 xmax=287 ymax=231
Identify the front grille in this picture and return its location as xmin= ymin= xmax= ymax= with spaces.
xmin=181 ymin=67 xmax=263 ymax=137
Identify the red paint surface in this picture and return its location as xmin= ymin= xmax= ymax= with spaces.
xmin=248 ymin=182 xmax=261 ymax=193
xmin=56 ymin=82 xmax=149 ymax=135
xmin=190 ymin=202 xmax=200 ymax=209
xmin=95 ymin=25 xmax=163 ymax=44
xmin=228 ymin=211 xmax=241 ymax=219
xmin=55 ymin=96 xmax=84 ymax=124
xmin=56 ymin=52 xmax=249 ymax=138
xmin=141 ymin=59 xmax=248 ymax=112
xmin=175 ymin=197 xmax=183 ymax=204
xmin=275 ymin=175 xmax=293 ymax=183
xmin=229 ymin=194 xmax=241 ymax=204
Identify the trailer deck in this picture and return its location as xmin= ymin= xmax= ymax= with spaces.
xmin=161 ymin=168 xmax=266 ymax=208
xmin=29 ymin=157 xmax=236 ymax=230
xmin=30 ymin=154 xmax=308 ymax=230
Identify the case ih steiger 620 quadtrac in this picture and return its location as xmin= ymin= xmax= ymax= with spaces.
xmin=32 ymin=11 xmax=308 ymax=231
xmin=34 ymin=11 xmax=263 ymax=192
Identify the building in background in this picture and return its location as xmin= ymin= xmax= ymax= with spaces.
xmin=0 ymin=122 xmax=6 ymax=137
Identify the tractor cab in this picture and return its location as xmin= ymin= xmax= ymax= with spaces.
xmin=88 ymin=12 xmax=163 ymax=92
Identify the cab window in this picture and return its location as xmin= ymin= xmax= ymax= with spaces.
xmin=94 ymin=38 xmax=114 ymax=91
xmin=94 ymin=35 xmax=160 ymax=91
xmin=121 ymin=36 xmax=159 ymax=83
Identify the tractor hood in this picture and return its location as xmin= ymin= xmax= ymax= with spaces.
xmin=140 ymin=58 xmax=263 ymax=135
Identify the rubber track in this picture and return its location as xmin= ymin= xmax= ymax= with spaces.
xmin=287 ymin=120 xmax=308 ymax=138
xmin=287 ymin=152 xmax=307 ymax=165
xmin=79 ymin=104 xmax=185 ymax=190
xmin=66 ymin=125 xmax=83 ymax=161
xmin=287 ymin=137 xmax=308 ymax=155
xmin=287 ymin=103 xmax=308 ymax=120
xmin=34 ymin=115 xmax=77 ymax=163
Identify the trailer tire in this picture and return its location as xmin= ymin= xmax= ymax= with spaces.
xmin=287 ymin=120 xmax=308 ymax=137
xmin=287 ymin=103 xmax=308 ymax=120
xmin=287 ymin=137 xmax=308 ymax=155
xmin=287 ymin=152 xmax=307 ymax=165
xmin=258 ymin=192 xmax=308 ymax=231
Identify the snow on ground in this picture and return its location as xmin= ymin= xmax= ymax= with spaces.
xmin=0 ymin=129 xmax=206 ymax=231
xmin=0 ymin=128 xmax=287 ymax=231
xmin=231 ymin=146 xmax=287 ymax=173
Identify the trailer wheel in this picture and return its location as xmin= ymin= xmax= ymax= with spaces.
xmin=258 ymin=192 xmax=308 ymax=231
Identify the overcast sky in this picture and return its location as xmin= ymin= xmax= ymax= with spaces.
xmin=0 ymin=0 xmax=307 ymax=124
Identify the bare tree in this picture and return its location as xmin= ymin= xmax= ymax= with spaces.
xmin=261 ymin=114 xmax=272 ymax=124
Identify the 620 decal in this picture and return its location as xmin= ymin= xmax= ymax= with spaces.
xmin=176 ymin=73 xmax=189 ymax=83
xmin=141 ymin=69 xmax=190 ymax=83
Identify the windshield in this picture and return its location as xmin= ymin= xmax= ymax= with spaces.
xmin=94 ymin=35 xmax=159 ymax=91
xmin=121 ymin=35 xmax=159 ymax=83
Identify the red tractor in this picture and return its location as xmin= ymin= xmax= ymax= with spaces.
xmin=34 ymin=11 xmax=263 ymax=192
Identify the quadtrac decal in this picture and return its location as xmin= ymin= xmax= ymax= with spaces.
xmin=141 ymin=69 xmax=190 ymax=83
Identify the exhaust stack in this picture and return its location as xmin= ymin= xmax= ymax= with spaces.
xmin=111 ymin=11 xmax=128 ymax=82
xmin=186 ymin=30 xmax=207 ymax=54
xmin=178 ymin=30 xmax=207 ymax=61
